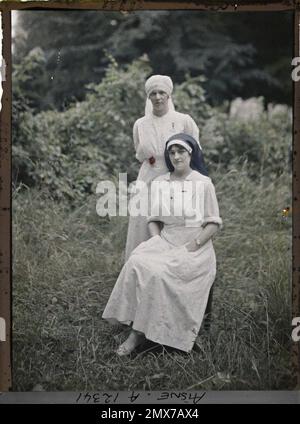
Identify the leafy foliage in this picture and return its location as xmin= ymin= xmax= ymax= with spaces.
xmin=13 ymin=54 xmax=291 ymax=204
xmin=202 ymin=99 xmax=292 ymax=180
xmin=13 ymin=10 xmax=293 ymax=111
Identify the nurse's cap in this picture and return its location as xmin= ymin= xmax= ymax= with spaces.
xmin=145 ymin=75 xmax=173 ymax=97
xmin=166 ymin=139 xmax=193 ymax=154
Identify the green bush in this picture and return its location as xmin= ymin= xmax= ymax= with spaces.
xmin=13 ymin=56 xmax=292 ymax=204
xmin=13 ymin=57 xmax=153 ymax=202
xmin=201 ymin=99 xmax=292 ymax=179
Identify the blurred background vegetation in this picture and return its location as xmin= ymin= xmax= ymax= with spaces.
xmin=13 ymin=10 xmax=292 ymax=111
xmin=12 ymin=10 xmax=294 ymax=390
xmin=12 ymin=10 xmax=293 ymax=203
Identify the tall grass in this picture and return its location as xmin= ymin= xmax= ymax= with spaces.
xmin=12 ymin=167 xmax=293 ymax=391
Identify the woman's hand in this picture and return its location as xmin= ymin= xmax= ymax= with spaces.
xmin=185 ymin=240 xmax=199 ymax=252
xmin=185 ymin=223 xmax=219 ymax=252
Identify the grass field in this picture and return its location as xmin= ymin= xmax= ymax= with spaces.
xmin=12 ymin=166 xmax=293 ymax=391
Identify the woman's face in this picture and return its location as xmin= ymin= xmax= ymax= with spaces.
xmin=149 ymin=90 xmax=169 ymax=115
xmin=168 ymin=144 xmax=192 ymax=173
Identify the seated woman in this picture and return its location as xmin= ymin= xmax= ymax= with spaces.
xmin=102 ymin=133 xmax=222 ymax=356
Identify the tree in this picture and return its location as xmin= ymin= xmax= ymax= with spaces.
xmin=13 ymin=10 xmax=293 ymax=111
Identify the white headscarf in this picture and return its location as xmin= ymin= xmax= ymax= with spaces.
xmin=145 ymin=75 xmax=173 ymax=97
xmin=144 ymin=74 xmax=175 ymax=116
xmin=166 ymin=139 xmax=193 ymax=154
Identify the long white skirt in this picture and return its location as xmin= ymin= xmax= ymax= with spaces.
xmin=102 ymin=234 xmax=216 ymax=352
xmin=125 ymin=158 xmax=169 ymax=261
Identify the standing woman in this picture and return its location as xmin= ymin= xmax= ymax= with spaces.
xmin=125 ymin=74 xmax=203 ymax=260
